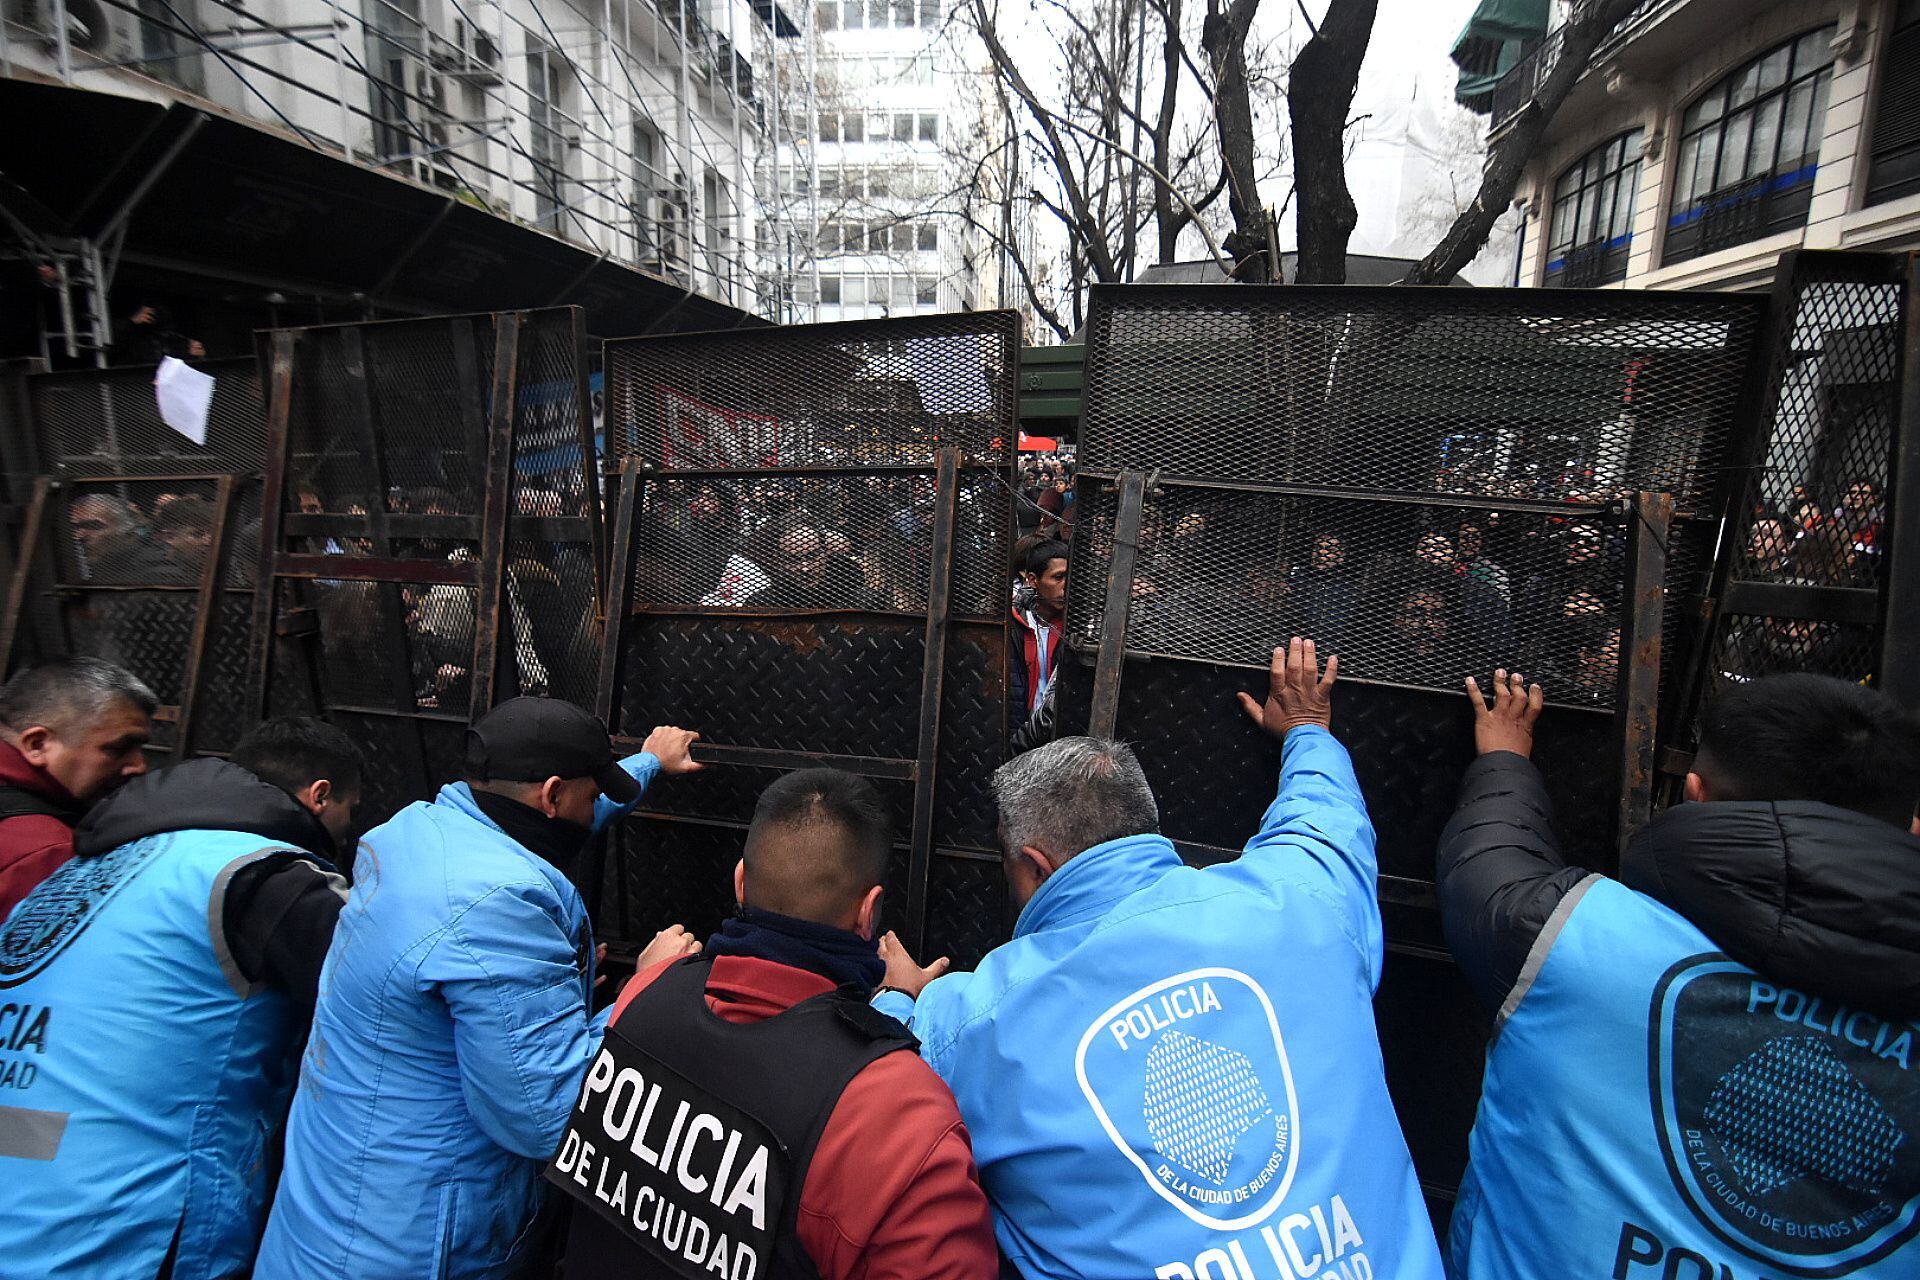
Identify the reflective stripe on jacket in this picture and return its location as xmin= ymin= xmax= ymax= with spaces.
xmin=255 ymin=755 xmax=656 ymax=1280
xmin=0 ymin=829 xmax=311 ymax=1280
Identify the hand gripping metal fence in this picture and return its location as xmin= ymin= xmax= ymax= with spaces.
xmin=1053 ymin=279 xmax=1770 ymax=1224
xmin=242 ymin=308 xmax=603 ymax=826
xmin=596 ymin=310 xmax=1020 ymax=963
xmin=0 ymin=357 xmax=268 ymax=758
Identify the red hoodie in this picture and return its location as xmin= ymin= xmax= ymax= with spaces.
xmin=611 ymin=954 xmax=998 ymax=1280
xmin=0 ymin=741 xmax=81 ymax=921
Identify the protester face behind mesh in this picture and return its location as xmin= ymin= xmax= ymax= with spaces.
xmin=1439 ymin=671 xmax=1920 ymax=1279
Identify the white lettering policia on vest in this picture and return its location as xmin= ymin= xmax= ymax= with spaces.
xmin=554 ymin=1048 xmax=770 ymax=1280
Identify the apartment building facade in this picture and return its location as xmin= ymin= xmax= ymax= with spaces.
xmin=0 ymin=0 xmax=791 ymax=351
xmin=1483 ymin=0 xmax=1919 ymax=291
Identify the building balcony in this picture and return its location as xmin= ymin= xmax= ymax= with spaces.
xmin=1486 ymin=0 xmax=1687 ymax=134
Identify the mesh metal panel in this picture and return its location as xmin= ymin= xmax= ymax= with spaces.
xmin=596 ymin=312 xmax=1020 ymax=950
xmin=1081 ymin=286 xmax=1763 ymax=509
xmin=1072 ymin=286 xmax=1767 ymax=703
xmin=605 ymin=313 xmax=1018 ymax=468
xmin=1066 ymin=483 xmax=1631 ymax=705
xmin=271 ymin=309 xmax=601 ymax=720
xmin=1694 ymin=253 xmax=1906 ymax=708
xmin=18 ymin=474 xmax=259 ymax=759
xmin=25 ymin=358 xmax=264 ymax=477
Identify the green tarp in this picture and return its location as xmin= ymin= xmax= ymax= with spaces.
xmin=1451 ymin=0 xmax=1550 ymax=111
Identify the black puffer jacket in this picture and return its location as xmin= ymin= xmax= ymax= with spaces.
xmin=74 ymin=757 xmax=346 ymax=1001
xmin=76 ymin=757 xmax=332 ymax=859
xmin=1620 ymin=799 xmax=1920 ymax=1019
xmin=1437 ymin=750 xmax=1920 ymax=1019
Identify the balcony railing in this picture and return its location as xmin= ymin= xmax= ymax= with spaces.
xmin=1488 ymin=0 xmax=1683 ymax=132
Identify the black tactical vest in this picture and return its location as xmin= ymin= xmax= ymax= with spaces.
xmin=551 ymin=954 xmax=917 ymax=1280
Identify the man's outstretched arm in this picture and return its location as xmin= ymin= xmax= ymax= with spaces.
xmin=1439 ymin=670 xmax=1598 ymax=1017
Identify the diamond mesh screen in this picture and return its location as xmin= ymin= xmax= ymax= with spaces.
xmin=23 ymin=358 xmax=264 ymax=478
xmin=1701 ymin=252 xmax=1905 ymax=699
xmin=595 ymin=312 xmax=1020 ymax=954
xmin=1072 ymin=286 xmax=1765 ymax=708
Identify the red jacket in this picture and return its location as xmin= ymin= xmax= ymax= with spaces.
xmin=611 ymin=954 xmax=998 ymax=1280
xmin=0 ymin=741 xmax=80 ymax=921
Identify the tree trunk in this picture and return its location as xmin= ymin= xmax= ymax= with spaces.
xmin=1404 ymin=0 xmax=1644 ymax=285
xmin=1201 ymin=0 xmax=1266 ymax=280
xmin=1287 ymin=0 xmax=1378 ymax=284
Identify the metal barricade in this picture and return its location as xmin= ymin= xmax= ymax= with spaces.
xmin=595 ymin=311 xmax=1019 ymax=963
xmin=1669 ymin=250 xmax=1918 ymax=758
xmin=245 ymin=308 xmax=602 ymax=825
xmin=1051 ymin=280 xmax=1771 ymax=1225
xmin=0 ymin=357 xmax=266 ymax=756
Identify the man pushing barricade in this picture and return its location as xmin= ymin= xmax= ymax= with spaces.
xmin=0 ymin=716 xmax=361 ymax=1279
xmin=550 ymin=767 xmax=997 ymax=1280
xmin=877 ymin=638 xmax=1445 ymax=1279
xmin=256 ymin=698 xmax=706 ymax=1280
xmin=0 ymin=658 xmax=154 ymax=920
xmin=1438 ymin=671 xmax=1920 ymax=1279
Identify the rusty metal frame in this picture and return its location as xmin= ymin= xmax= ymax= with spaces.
xmin=903 ymin=447 xmax=962 ymax=955
xmin=594 ymin=457 xmax=644 ymax=728
xmin=3 ymin=470 xmax=251 ymax=758
xmin=1088 ymin=469 xmax=1147 ymax=739
xmin=1614 ymin=491 xmax=1672 ymax=853
xmin=1883 ymin=253 xmax=1920 ymax=713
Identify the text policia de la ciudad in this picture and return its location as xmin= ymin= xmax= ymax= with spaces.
xmin=552 ymin=1047 xmax=773 ymax=1280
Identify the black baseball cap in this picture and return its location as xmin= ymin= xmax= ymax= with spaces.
xmin=465 ymin=697 xmax=640 ymax=805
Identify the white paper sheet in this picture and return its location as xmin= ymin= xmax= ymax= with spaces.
xmin=154 ymin=356 xmax=215 ymax=446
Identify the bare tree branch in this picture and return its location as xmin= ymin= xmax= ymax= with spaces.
xmin=1201 ymin=0 xmax=1268 ymax=278
xmin=1405 ymin=0 xmax=1643 ymax=284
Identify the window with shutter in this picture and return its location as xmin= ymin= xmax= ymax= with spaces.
xmin=1867 ymin=0 xmax=1920 ymax=205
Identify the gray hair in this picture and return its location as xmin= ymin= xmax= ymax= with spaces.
xmin=0 ymin=658 xmax=157 ymax=733
xmin=991 ymin=736 xmax=1159 ymax=861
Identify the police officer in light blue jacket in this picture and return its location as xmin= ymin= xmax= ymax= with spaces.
xmin=877 ymin=638 xmax=1443 ymax=1280
xmin=256 ymin=699 xmax=705 ymax=1280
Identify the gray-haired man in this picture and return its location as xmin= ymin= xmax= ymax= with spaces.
xmin=0 ymin=657 xmax=155 ymax=920
xmin=877 ymin=638 xmax=1443 ymax=1278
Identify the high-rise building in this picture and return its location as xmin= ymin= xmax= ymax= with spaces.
xmin=773 ymin=0 xmax=1008 ymax=321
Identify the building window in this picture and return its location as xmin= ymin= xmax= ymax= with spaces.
xmin=816 ymin=0 xmax=837 ymax=29
xmin=916 ymin=276 xmax=938 ymax=305
xmin=842 ymin=0 xmax=862 ymax=27
xmin=1544 ymin=129 xmax=1642 ymax=288
xmin=918 ymin=113 xmax=939 ymax=142
xmin=891 ymin=223 xmax=913 ymax=251
xmin=891 ymin=276 xmax=914 ymax=307
xmin=843 ymin=275 xmax=865 ymax=305
xmin=895 ymin=113 xmax=913 ymax=143
xmin=1664 ymin=26 xmax=1835 ymax=265
xmin=1867 ymin=0 xmax=1920 ymax=205
xmin=820 ymin=114 xmax=840 ymax=142
xmin=843 ymin=113 xmax=865 ymax=143
xmin=917 ymin=224 xmax=938 ymax=251
xmin=820 ymin=275 xmax=842 ymax=304
xmin=919 ymin=0 xmax=939 ymax=23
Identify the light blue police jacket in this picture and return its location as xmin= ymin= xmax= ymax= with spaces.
xmin=876 ymin=726 xmax=1444 ymax=1280
xmin=1448 ymin=875 xmax=1920 ymax=1280
xmin=0 ymin=829 xmax=318 ymax=1280
xmin=254 ymin=754 xmax=656 ymax=1280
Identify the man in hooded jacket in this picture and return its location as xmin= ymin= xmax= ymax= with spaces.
xmin=257 ymin=698 xmax=704 ymax=1280
xmin=0 ymin=716 xmax=362 ymax=1280
xmin=1439 ymin=670 xmax=1920 ymax=1279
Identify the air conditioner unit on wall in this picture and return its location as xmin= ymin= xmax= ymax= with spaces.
xmin=431 ymin=18 xmax=501 ymax=85
xmin=12 ymin=0 xmax=141 ymax=65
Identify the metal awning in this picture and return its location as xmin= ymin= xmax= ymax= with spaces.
xmin=0 ymin=77 xmax=761 ymax=336
xmin=1451 ymin=0 xmax=1550 ymax=111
